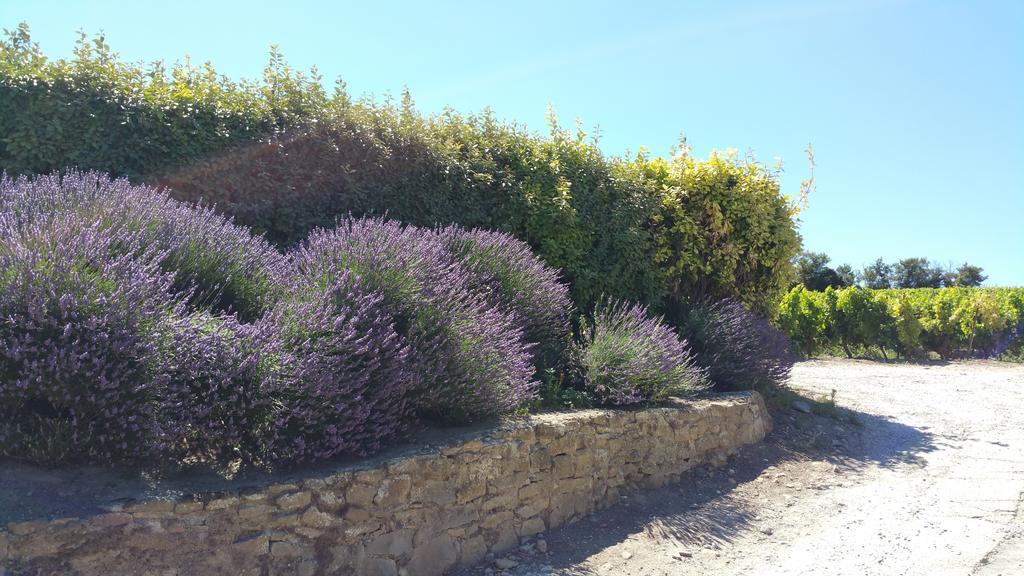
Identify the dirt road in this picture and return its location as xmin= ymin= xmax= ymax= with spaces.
xmin=459 ymin=359 xmax=1024 ymax=576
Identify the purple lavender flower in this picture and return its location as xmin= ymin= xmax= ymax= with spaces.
xmin=684 ymin=298 xmax=795 ymax=391
xmin=153 ymin=312 xmax=277 ymax=467
xmin=262 ymin=267 xmax=418 ymax=464
xmin=0 ymin=173 xmax=548 ymax=468
xmin=576 ymin=298 xmax=709 ymax=405
xmin=437 ymin=225 xmax=572 ymax=375
xmin=291 ymin=217 xmax=538 ymax=423
xmin=0 ymin=171 xmax=287 ymax=321
xmin=0 ymin=213 xmax=182 ymax=463
xmin=0 ymin=171 xmax=286 ymax=466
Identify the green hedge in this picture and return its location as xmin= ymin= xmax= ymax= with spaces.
xmin=0 ymin=24 xmax=802 ymax=317
xmin=778 ymin=285 xmax=1024 ymax=359
xmin=637 ymin=151 xmax=802 ymax=319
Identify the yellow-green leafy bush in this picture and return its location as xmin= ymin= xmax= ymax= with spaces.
xmin=632 ymin=150 xmax=802 ymax=319
xmin=777 ymin=286 xmax=1024 ymax=359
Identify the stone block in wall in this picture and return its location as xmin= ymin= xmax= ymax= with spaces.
xmin=406 ymin=532 xmax=458 ymax=575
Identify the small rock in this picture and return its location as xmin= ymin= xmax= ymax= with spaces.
xmin=621 ymin=551 xmax=633 ymax=560
xmin=536 ymin=539 xmax=548 ymax=553
xmin=494 ymin=558 xmax=519 ymax=570
xmin=792 ymin=400 xmax=812 ymax=414
xmin=669 ymin=550 xmax=694 ymax=560
xmin=761 ymin=527 xmax=774 ymax=535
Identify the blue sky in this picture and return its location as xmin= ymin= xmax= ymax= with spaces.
xmin=3 ymin=0 xmax=1022 ymax=285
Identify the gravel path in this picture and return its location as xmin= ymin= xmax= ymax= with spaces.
xmin=458 ymin=359 xmax=1024 ymax=576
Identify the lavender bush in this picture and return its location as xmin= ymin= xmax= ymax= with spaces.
xmin=154 ymin=312 xmax=277 ymax=468
xmin=263 ymin=267 xmax=418 ymax=464
xmin=0 ymin=171 xmax=286 ymax=466
xmin=576 ymin=299 xmax=709 ymax=405
xmin=684 ymin=298 xmax=795 ymax=391
xmin=429 ymin=294 xmax=539 ymax=422
xmin=0 ymin=216 xmax=180 ymax=464
xmin=438 ymin=226 xmax=572 ymax=374
xmin=0 ymin=173 xmax=560 ymax=469
xmin=292 ymin=218 xmax=537 ymax=423
xmin=0 ymin=171 xmax=286 ymax=321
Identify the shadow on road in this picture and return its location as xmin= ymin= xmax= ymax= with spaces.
xmin=770 ymin=389 xmax=938 ymax=470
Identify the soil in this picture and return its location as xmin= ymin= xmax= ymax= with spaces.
xmin=457 ymin=359 xmax=1024 ymax=576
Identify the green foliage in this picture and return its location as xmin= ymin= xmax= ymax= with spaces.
xmin=834 ymin=264 xmax=857 ymax=287
xmin=832 ymin=286 xmax=894 ymax=358
xmin=817 ymin=255 xmax=986 ymax=290
xmin=777 ymin=286 xmax=1024 ymax=360
xmin=0 ymin=25 xmax=802 ymax=320
xmin=777 ymin=285 xmax=827 ymax=356
xmin=892 ymin=258 xmax=945 ymax=289
xmin=794 ymin=251 xmax=854 ymax=291
xmin=636 ymin=149 xmax=803 ymax=319
xmin=948 ymin=263 xmax=987 ymax=287
xmin=909 ymin=287 xmax=1018 ymax=358
xmin=860 ymin=257 xmax=989 ymax=290
xmin=531 ymin=369 xmax=597 ymax=410
xmin=888 ymin=294 xmax=924 ymax=357
xmin=0 ymin=24 xmax=336 ymax=180
xmin=861 ymin=258 xmax=893 ymax=289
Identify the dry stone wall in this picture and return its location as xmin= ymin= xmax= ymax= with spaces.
xmin=1 ymin=392 xmax=771 ymax=576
